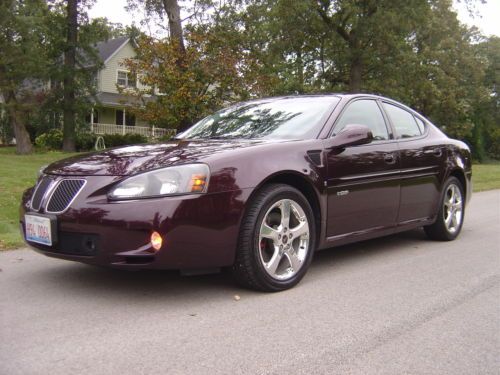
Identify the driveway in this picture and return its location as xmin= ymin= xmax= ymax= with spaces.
xmin=1 ymin=190 xmax=499 ymax=374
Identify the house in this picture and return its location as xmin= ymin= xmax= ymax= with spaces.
xmin=88 ymin=36 xmax=173 ymax=138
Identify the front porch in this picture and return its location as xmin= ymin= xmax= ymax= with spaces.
xmin=89 ymin=93 xmax=176 ymax=139
xmin=90 ymin=122 xmax=176 ymax=139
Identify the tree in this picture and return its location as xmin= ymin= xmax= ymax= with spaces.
xmin=62 ymin=0 xmax=78 ymax=152
xmin=0 ymin=0 xmax=52 ymax=154
xmin=123 ymin=0 xmax=249 ymax=130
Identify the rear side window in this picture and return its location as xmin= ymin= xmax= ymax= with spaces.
xmin=334 ymin=100 xmax=389 ymax=140
xmin=414 ymin=116 xmax=426 ymax=134
xmin=383 ymin=103 xmax=422 ymax=139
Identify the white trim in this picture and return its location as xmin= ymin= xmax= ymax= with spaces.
xmin=103 ymin=38 xmax=130 ymax=65
xmin=116 ymin=69 xmax=136 ymax=88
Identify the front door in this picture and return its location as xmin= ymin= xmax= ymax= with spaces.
xmin=325 ymin=99 xmax=400 ymax=238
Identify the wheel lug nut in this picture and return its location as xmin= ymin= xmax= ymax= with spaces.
xmin=289 ymin=233 xmax=293 ymax=238
xmin=278 ymin=234 xmax=281 ymax=239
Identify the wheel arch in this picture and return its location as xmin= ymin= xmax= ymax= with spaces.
xmin=246 ymin=171 xmax=323 ymax=245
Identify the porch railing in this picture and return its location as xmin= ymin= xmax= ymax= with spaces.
xmin=90 ymin=123 xmax=176 ymax=139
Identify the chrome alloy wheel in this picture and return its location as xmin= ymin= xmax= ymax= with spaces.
xmin=258 ymin=199 xmax=310 ymax=281
xmin=443 ymin=183 xmax=463 ymax=234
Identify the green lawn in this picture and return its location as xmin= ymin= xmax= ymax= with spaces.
xmin=0 ymin=147 xmax=77 ymax=249
xmin=0 ymin=146 xmax=499 ymax=250
xmin=471 ymin=162 xmax=500 ymax=192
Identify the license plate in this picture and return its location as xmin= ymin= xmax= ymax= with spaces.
xmin=25 ymin=214 xmax=53 ymax=246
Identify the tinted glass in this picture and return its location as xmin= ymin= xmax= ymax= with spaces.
xmin=334 ymin=100 xmax=389 ymax=140
xmin=383 ymin=103 xmax=422 ymax=138
xmin=178 ymin=97 xmax=340 ymax=140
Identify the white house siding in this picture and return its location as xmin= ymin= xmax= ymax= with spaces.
xmin=99 ymin=41 xmax=147 ymax=94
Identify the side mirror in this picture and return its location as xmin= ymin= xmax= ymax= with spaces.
xmin=327 ymin=124 xmax=373 ymax=149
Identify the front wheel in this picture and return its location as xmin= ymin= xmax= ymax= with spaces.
xmin=424 ymin=176 xmax=465 ymax=241
xmin=232 ymin=184 xmax=316 ymax=292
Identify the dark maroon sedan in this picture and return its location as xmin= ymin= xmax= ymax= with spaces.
xmin=20 ymin=94 xmax=471 ymax=291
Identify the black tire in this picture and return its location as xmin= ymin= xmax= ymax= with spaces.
xmin=424 ymin=176 xmax=465 ymax=241
xmin=232 ymin=184 xmax=316 ymax=292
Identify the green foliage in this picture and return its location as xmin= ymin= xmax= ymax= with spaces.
xmin=35 ymin=129 xmax=63 ymax=150
xmin=488 ymin=128 xmax=500 ymax=160
xmin=34 ymin=130 xmax=148 ymax=151
xmin=156 ymin=133 xmax=176 ymax=142
xmin=75 ymin=131 xmax=98 ymax=151
xmin=101 ymin=133 xmax=148 ymax=148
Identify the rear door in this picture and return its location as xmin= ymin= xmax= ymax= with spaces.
xmin=381 ymin=102 xmax=446 ymax=223
xmin=325 ymin=99 xmax=400 ymax=238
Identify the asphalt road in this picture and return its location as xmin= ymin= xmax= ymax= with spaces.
xmin=1 ymin=190 xmax=499 ymax=375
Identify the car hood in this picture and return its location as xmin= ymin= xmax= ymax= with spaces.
xmin=44 ymin=139 xmax=271 ymax=176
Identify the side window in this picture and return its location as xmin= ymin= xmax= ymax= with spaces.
xmin=383 ymin=103 xmax=422 ymax=139
xmin=334 ymin=100 xmax=389 ymax=140
xmin=414 ymin=116 xmax=426 ymax=134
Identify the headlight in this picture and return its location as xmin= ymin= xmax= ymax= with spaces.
xmin=108 ymin=164 xmax=210 ymax=200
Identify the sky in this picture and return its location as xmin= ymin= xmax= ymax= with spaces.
xmin=88 ymin=0 xmax=500 ymax=38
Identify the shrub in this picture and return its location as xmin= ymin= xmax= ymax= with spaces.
xmin=102 ymin=133 xmax=148 ymax=148
xmin=156 ymin=133 xmax=176 ymax=143
xmin=35 ymin=129 xmax=63 ymax=150
xmin=76 ymin=132 xmax=98 ymax=152
xmin=35 ymin=131 xmax=149 ymax=151
xmin=488 ymin=128 xmax=500 ymax=160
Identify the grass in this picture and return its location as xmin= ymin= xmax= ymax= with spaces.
xmin=0 ymin=147 xmax=77 ymax=249
xmin=0 ymin=146 xmax=499 ymax=250
xmin=472 ymin=161 xmax=500 ymax=192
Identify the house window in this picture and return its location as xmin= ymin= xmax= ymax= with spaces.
xmin=117 ymin=70 xmax=136 ymax=88
xmin=115 ymin=110 xmax=136 ymax=126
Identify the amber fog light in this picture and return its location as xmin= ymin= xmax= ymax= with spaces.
xmin=151 ymin=231 xmax=163 ymax=251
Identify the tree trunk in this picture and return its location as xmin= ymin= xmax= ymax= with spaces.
xmin=296 ymin=49 xmax=304 ymax=92
xmin=349 ymin=55 xmax=362 ymax=93
xmin=162 ymin=0 xmax=185 ymax=54
xmin=63 ymin=0 xmax=78 ymax=152
xmin=2 ymin=90 xmax=33 ymax=154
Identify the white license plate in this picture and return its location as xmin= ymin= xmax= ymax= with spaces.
xmin=25 ymin=214 xmax=53 ymax=246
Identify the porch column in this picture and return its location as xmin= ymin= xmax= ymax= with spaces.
xmin=152 ymin=125 xmax=155 ymax=137
xmin=122 ymin=108 xmax=126 ymax=135
xmin=90 ymin=107 xmax=94 ymax=133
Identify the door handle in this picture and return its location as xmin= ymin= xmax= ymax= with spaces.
xmin=384 ymin=153 xmax=396 ymax=164
xmin=424 ymin=148 xmax=442 ymax=157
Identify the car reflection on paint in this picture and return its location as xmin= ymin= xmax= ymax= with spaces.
xmin=20 ymin=94 xmax=472 ymax=291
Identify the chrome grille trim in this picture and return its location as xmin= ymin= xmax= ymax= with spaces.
xmin=45 ymin=179 xmax=86 ymax=214
xmin=30 ymin=176 xmax=53 ymax=211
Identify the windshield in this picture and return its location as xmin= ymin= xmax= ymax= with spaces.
xmin=177 ymin=97 xmax=340 ymax=140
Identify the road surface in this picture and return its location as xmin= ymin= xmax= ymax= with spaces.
xmin=1 ymin=190 xmax=499 ymax=374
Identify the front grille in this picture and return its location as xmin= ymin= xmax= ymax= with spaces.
xmin=31 ymin=176 xmax=52 ymax=211
xmin=46 ymin=179 xmax=86 ymax=213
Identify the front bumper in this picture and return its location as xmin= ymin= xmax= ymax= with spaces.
xmin=20 ymin=175 xmax=251 ymax=270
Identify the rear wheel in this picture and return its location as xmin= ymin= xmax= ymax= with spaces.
xmin=424 ymin=176 xmax=464 ymax=241
xmin=232 ymin=184 xmax=316 ymax=292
